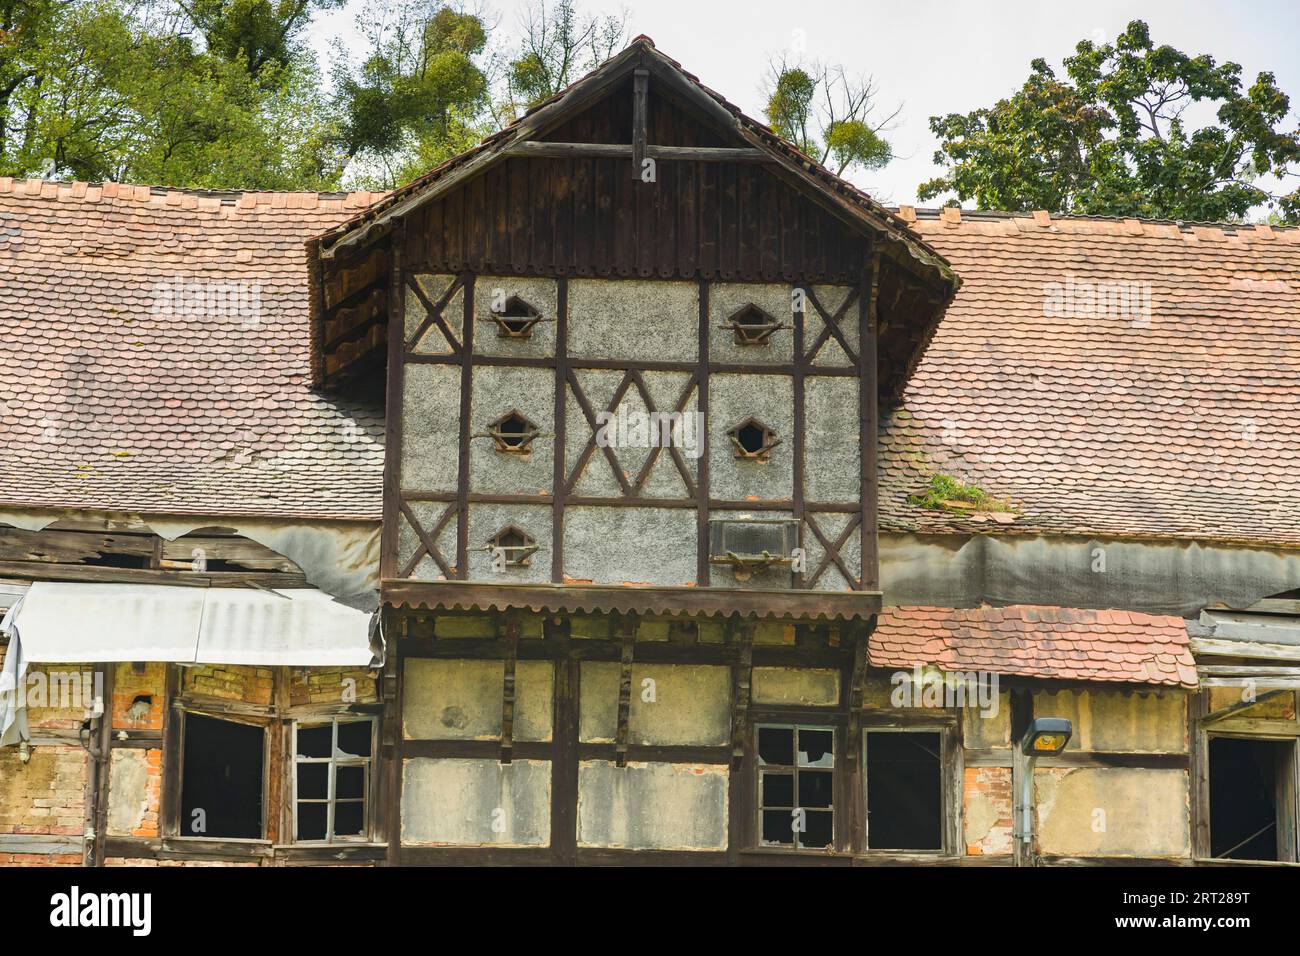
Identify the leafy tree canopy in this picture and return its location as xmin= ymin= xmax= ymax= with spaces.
xmin=332 ymin=0 xmax=489 ymax=188
xmin=919 ymin=20 xmax=1300 ymax=223
xmin=1 ymin=0 xmax=342 ymax=188
xmin=764 ymin=59 xmax=896 ymax=177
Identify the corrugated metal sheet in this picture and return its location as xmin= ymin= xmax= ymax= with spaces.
xmin=9 ymin=582 xmax=374 ymax=665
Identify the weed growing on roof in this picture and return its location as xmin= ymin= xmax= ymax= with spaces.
xmin=908 ymin=473 xmax=1015 ymax=514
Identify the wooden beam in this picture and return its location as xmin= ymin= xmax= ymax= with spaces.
xmin=502 ymin=141 xmax=770 ymax=162
xmin=632 ymin=69 xmax=648 ymax=178
xmin=615 ymin=615 xmax=636 ymax=767
xmin=1201 ymin=688 xmax=1293 ymax=725
xmin=500 ymin=616 xmax=520 ymax=763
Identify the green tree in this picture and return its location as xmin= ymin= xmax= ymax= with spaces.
xmin=763 ymin=58 xmax=897 ymax=177
xmin=1 ymin=0 xmax=342 ymax=188
xmin=919 ymin=20 xmax=1300 ymax=223
xmin=332 ymin=0 xmax=490 ymax=188
xmin=176 ymin=0 xmax=345 ymax=76
xmin=495 ymin=0 xmax=625 ymax=123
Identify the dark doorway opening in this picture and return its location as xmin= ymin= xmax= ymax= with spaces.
xmin=866 ymin=731 xmax=943 ymax=851
xmin=181 ymin=713 xmax=265 ymax=839
xmin=1209 ymin=736 xmax=1294 ymax=861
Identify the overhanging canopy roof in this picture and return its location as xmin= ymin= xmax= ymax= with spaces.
xmin=8 ymin=582 xmax=377 ymax=666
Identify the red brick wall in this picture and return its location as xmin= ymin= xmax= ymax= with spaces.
xmin=963 ymin=766 xmax=1014 ymax=856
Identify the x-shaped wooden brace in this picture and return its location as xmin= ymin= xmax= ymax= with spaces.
xmin=398 ymin=501 xmax=456 ymax=579
xmin=405 ymin=275 xmax=466 ymax=354
xmin=566 ymin=369 xmax=698 ymax=498
xmin=803 ymin=513 xmax=862 ymax=590
xmin=802 ymin=285 xmax=860 ymax=366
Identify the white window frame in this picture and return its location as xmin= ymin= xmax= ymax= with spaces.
xmin=292 ymin=716 xmax=377 ymax=844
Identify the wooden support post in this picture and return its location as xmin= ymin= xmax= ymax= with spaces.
xmin=615 ymin=615 xmax=636 ymax=767
xmin=731 ymin=621 xmax=754 ymax=770
xmin=385 ymin=612 xmax=405 ymax=866
xmin=549 ymin=615 xmax=578 ymax=865
xmin=501 ymin=615 xmax=520 ymax=763
xmin=844 ymin=621 xmax=870 ymax=853
xmin=632 ymin=69 xmax=649 ymax=179
xmin=89 ymin=662 xmax=113 ymax=866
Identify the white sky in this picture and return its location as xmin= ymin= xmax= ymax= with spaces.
xmin=308 ymin=0 xmax=1300 ymax=207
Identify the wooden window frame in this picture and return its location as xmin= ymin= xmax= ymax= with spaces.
xmin=753 ymin=721 xmax=840 ymax=852
xmin=861 ymin=723 xmax=957 ymax=857
xmin=292 ymin=715 xmax=378 ymax=845
xmin=172 ymin=707 xmax=272 ymax=843
xmin=1201 ymin=728 xmax=1299 ymax=864
xmin=1192 ymin=688 xmax=1300 ymax=865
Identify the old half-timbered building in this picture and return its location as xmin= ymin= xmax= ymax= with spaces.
xmin=2 ymin=37 xmax=1299 ymax=868
xmin=310 ymin=36 xmax=959 ymax=864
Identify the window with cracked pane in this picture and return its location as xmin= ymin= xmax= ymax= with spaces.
xmin=756 ymin=724 xmax=836 ymax=850
xmin=293 ymin=716 xmax=376 ymax=843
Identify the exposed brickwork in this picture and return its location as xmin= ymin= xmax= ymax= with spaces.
xmin=181 ymin=664 xmax=274 ymax=705
xmin=963 ymin=766 xmax=1013 ymax=856
xmin=0 ymin=745 xmax=86 ymax=836
xmin=112 ymin=663 xmax=167 ymax=730
xmin=24 ymin=665 xmax=97 ymax=731
xmin=289 ymin=666 xmax=379 ymax=706
xmin=874 ymin=605 xmax=1197 ymax=687
xmin=1 ymin=853 xmax=82 ymax=865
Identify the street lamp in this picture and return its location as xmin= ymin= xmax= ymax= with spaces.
xmin=1020 ymin=717 xmax=1072 ymax=756
xmin=1015 ymin=717 xmax=1073 ymax=849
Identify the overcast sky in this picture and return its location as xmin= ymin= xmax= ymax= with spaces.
xmin=308 ymin=0 xmax=1300 ymax=207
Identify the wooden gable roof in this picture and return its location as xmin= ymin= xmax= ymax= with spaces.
xmin=310 ymin=37 xmax=959 ymax=398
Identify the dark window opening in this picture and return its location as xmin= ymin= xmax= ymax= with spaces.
xmin=757 ymin=724 xmax=836 ymax=850
xmin=724 ymin=304 xmax=785 ymax=344
xmin=727 ymin=416 xmax=779 ymax=461
xmin=180 ymin=713 xmax=264 ymax=839
xmin=866 ymin=731 xmax=943 ymax=851
xmin=490 ymin=295 xmax=544 ymax=337
xmin=294 ymin=717 xmax=375 ymax=843
xmin=1209 ymin=736 xmax=1295 ymax=861
xmin=486 ymin=409 xmax=540 ymax=454
xmin=487 ymin=524 xmax=538 ymax=568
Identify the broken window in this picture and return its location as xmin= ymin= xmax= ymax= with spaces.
xmin=180 ymin=712 xmax=265 ymax=839
xmin=487 ymin=525 xmax=538 ymax=568
xmin=489 ymin=295 xmax=546 ymax=338
xmin=865 ymin=730 xmax=943 ymax=851
xmin=1209 ymin=736 xmax=1298 ymax=861
xmin=722 ymin=304 xmax=786 ymax=345
xmin=727 ymin=416 xmax=780 ymax=461
xmin=294 ymin=716 xmax=376 ymax=843
xmin=484 ymin=409 xmax=541 ymax=454
xmin=756 ymin=724 xmax=835 ymax=849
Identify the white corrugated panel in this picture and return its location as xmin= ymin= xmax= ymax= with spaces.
xmin=196 ymin=588 xmax=374 ymax=666
xmin=15 ymin=582 xmax=204 ymax=662
xmin=10 ymin=582 xmax=374 ymax=666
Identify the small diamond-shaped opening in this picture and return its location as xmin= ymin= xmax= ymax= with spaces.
xmin=728 ymin=416 xmax=778 ymax=460
xmin=488 ymin=409 xmax=539 ymax=453
xmin=496 ymin=296 xmax=541 ymax=336
xmin=729 ymin=304 xmax=781 ymax=344
xmin=736 ymin=422 xmax=766 ymax=454
xmin=488 ymin=524 xmax=537 ymax=567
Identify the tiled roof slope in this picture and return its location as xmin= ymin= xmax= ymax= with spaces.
xmin=0 ymin=178 xmax=386 ymax=521
xmin=881 ymin=209 xmax=1300 ymax=547
xmin=873 ymin=605 xmax=1197 ymax=688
